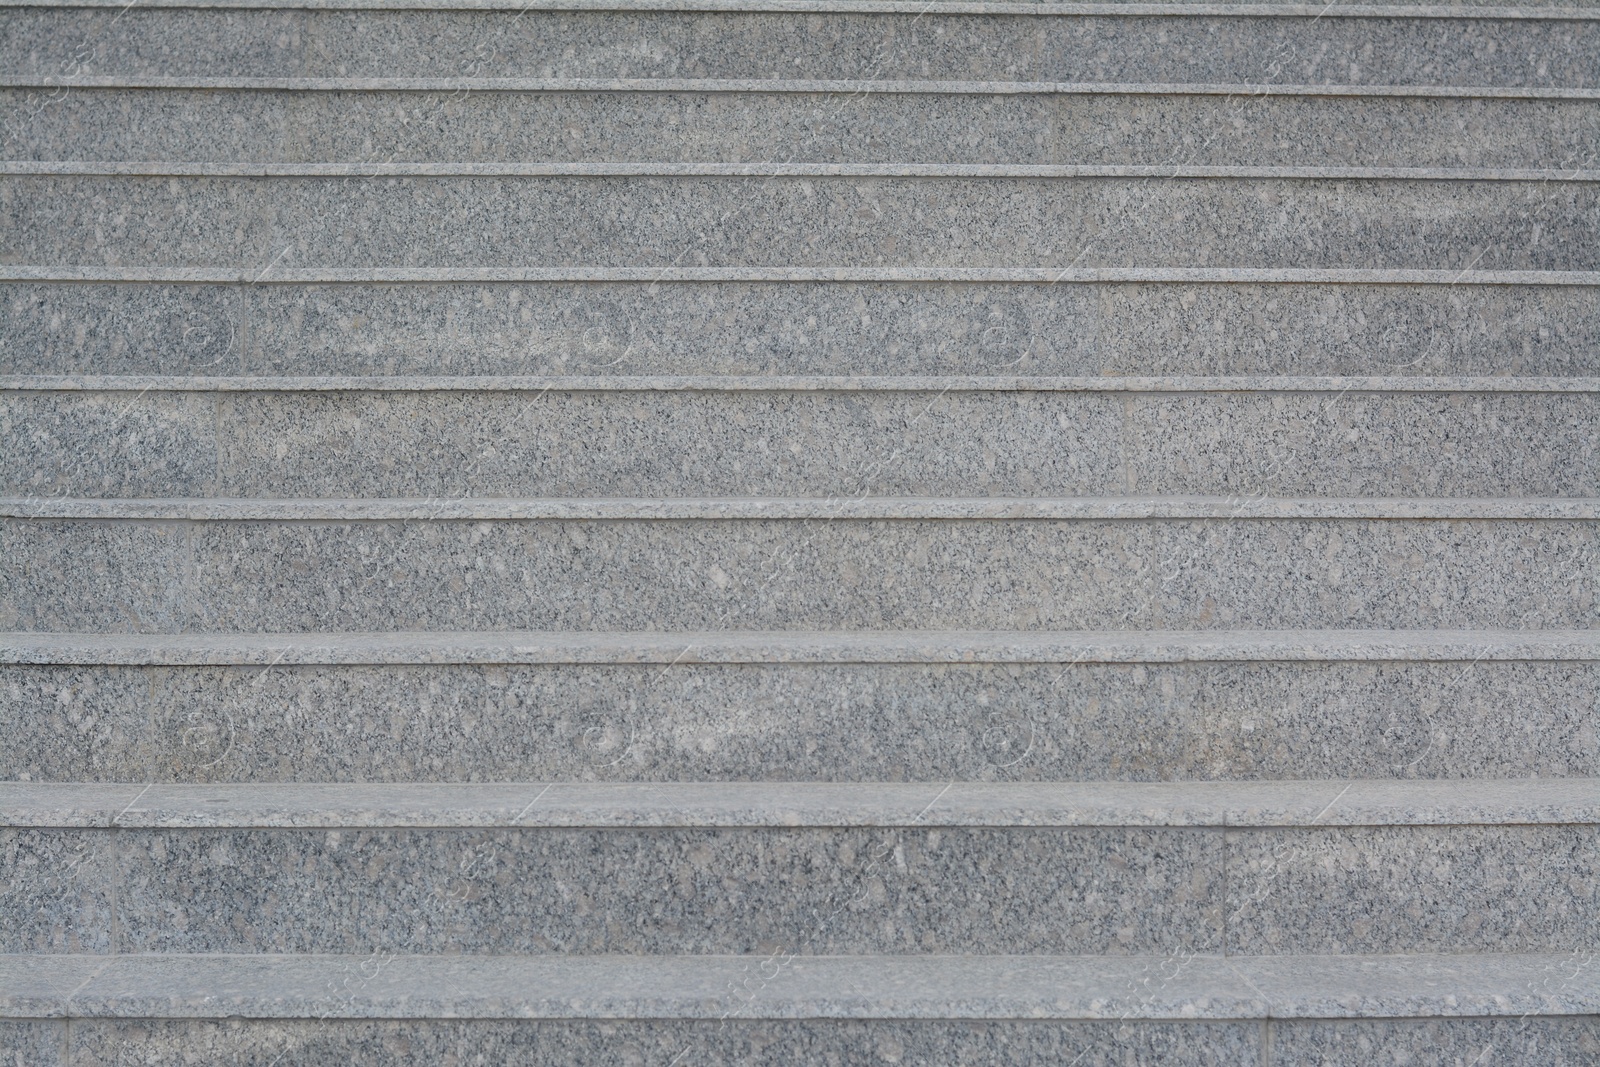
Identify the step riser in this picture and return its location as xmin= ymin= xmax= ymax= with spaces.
xmin=7 ymin=281 xmax=1598 ymax=379
xmin=5 ymin=661 xmax=1596 ymax=783
xmin=6 ymin=177 xmax=1595 ymax=271
xmin=6 ymin=823 xmax=1595 ymax=955
xmin=4 ymin=9 xmax=1595 ymax=85
xmin=6 ymin=1017 xmax=1596 ymax=1067
xmin=6 ymin=518 xmax=1594 ymax=633
xmin=9 ymin=391 xmax=1597 ymax=499
xmin=8 ymin=89 xmax=1598 ymax=167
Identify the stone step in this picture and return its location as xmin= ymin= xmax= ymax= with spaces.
xmin=6 ymin=277 xmax=1597 ymax=379
xmin=4 ymin=629 xmax=1597 ymax=783
xmin=3 ymin=4 xmax=1594 ymax=85
xmin=4 ymin=781 xmax=1596 ymax=956
xmin=7 ymin=778 xmax=1596 ymax=826
xmin=8 ymin=384 xmax=1597 ymax=499
xmin=3 ymin=951 xmax=1594 ymax=1023
xmin=5 ymin=510 xmax=1593 ymax=633
xmin=4 ymin=1012 xmax=1598 ymax=1067
xmin=6 ymin=174 xmax=1596 ymax=271
xmin=5 ymin=85 xmax=1596 ymax=168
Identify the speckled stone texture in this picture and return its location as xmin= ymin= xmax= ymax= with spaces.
xmin=2 ymin=9 xmax=1595 ymax=85
xmin=1270 ymin=1016 xmax=1600 ymax=1065
xmin=5 ymin=518 xmax=1594 ymax=633
xmin=4 ymin=661 xmax=1597 ymax=783
xmin=1228 ymin=825 xmax=1600 ymax=954
xmin=6 ymin=388 xmax=1597 ymax=499
xmin=8 ymin=89 xmax=1599 ymax=168
xmin=0 ymin=829 xmax=115 ymax=954
xmin=7 ymin=175 xmax=1596 ymax=271
xmin=58 ymin=1017 xmax=1260 ymax=1066
xmin=8 ymin=281 xmax=1597 ymax=379
xmin=0 ymin=1021 xmax=60 ymax=1066
xmin=87 ymin=826 xmax=1223 ymax=955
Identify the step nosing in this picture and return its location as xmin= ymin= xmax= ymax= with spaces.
xmin=4 ymin=497 xmax=1597 ymax=522
xmin=8 ymin=374 xmax=1599 ymax=393
xmin=3 ymin=76 xmax=1595 ymax=99
xmin=2 ymin=0 xmax=1597 ymax=16
xmin=9 ymin=162 xmax=1598 ymax=181
xmin=3 ymin=779 xmax=1597 ymax=829
xmin=5 ymin=629 xmax=1598 ymax=664
xmin=3 ymin=950 xmax=1593 ymax=1021
xmin=6 ymin=267 xmax=1599 ymax=285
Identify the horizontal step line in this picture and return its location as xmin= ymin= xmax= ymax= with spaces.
xmin=7 ymin=629 xmax=1596 ymax=666
xmin=4 ymin=76 xmax=1593 ymax=99
xmin=8 ymin=374 xmax=1598 ymax=393
xmin=4 ymin=497 xmax=1596 ymax=522
xmin=3 ymin=0 xmax=1596 ymax=16
xmin=5 ymin=266 xmax=1597 ymax=286
xmin=2 ymin=951 xmax=1593 ymax=1021
xmin=4 ymin=779 xmax=1596 ymax=828
xmin=8 ymin=161 xmax=1595 ymax=181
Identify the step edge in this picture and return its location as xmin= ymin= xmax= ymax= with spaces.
xmin=1 ymin=951 xmax=1594 ymax=1021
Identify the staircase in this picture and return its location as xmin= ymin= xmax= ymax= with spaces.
xmin=3 ymin=0 xmax=1599 ymax=1062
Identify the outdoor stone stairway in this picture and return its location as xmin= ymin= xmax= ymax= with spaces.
xmin=2 ymin=0 xmax=1598 ymax=1062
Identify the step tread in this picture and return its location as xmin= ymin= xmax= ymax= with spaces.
xmin=2 ymin=951 xmax=1594 ymax=1020
xmin=7 ymin=77 xmax=1600 ymax=100
xmin=8 ymin=628 xmax=1597 ymax=664
xmin=2 ymin=0 xmax=1594 ymax=16
xmin=6 ymin=497 xmax=1598 ymax=521
xmin=5 ymin=778 xmax=1597 ymax=828
xmin=10 ymin=374 xmax=1598 ymax=392
xmin=8 ymin=266 xmax=1597 ymax=284
xmin=8 ymin=162 xmax=1598 ymax=181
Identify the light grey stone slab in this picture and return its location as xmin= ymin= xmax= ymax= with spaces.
xmin=6 ymin=280 xmax=1596 ymax=380
xmin=0 ymin=391 xmax=219 ymax=498
xmin=1270 ymin=1016 xmax=1600 ymax=1065
xmin=60 ymin=1016 xmax=1260 ymax=1067
xmin=0 ymin=829 xmax=114 ymax=953
xmin=0 ymin=520 xmax=188 ymax=634
xmin=7 ymin=0 xmax=1599 ymax=13
xmin=2 ymin=9 xmax=1594 ymax=85
xmin=5 ymin=389 xmax=1591 ymax=499
xmin=0 ymin=283 xmax=241 ymax=377
xmin=7 ymin=89 xmax=1598 ymax=170
xmin=7 ymin=176 xmax=1596 ymax=271
xmin=0 ymin=1021 xmax=63 ymax=1065
xmin=6 ymin=517 xmax=1593 ymax=633
xmin=4 ymin=658 xmax=1598 ymax=783
xmin=111 ymin=825 xmax=1223 ymax=953
xmin=1227 ymin=825 xmax=1600 ymax=954
xmin=1232 ymin=952 xmax=1600 ymax=1017
xmin=236 ymin=281 xmax=1600 ymax=379
xmin=7 ymin=951 xmax=1596 ymax=1019
xmin=4 ymin=628 xmax=1599 ymax=664
xmin=0 ymin=956 xmax=111 ymax=1018
xmin=6 ymin=779 xmax=1589 ymax=828
xmin=0 ymin=783 xmax=149 ymax=826
xmin=10 ymin=498 xmax=1600 ymax=521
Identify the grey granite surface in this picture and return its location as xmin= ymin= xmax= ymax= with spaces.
xmin=3 ymin=660 xmax=1596 ymax=783
xmin=6 ymin=176 xmax=1596 ymax=271
xmin=2 ymin=9 xmax=1595 ymax=85
xmin=6 ymin=389 xmax=1596 ymax=498
xmin=3 ymin=951 xmax=1595 ymax=1019
xmin=1270 ymin=1016 xmax=1600 ymax=1065
xmin=58 ymin=1017 xmax=1259 ymax=1067
xmin=5 ymin=517 xmax=1593 ymax=633
xmin=5 ymin=779 xmax=1595 ymax=827
xmin=0 ymin=1022 xmax=60 ymax=1066
xmin=0 ymin=829 xmax=114 ymax=954
xmin=107 ymin=826 xmax=1223 ymax=954
xmin=1227 ymin=825 xmax=1600 ymax=954
xmin=8 ymin=281 xmax=1597 ymax=378
xmin=7 ymin=627 xmax=1599 ymax=663
xmin=7 ymin=89 xmax=1599 ymax=168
